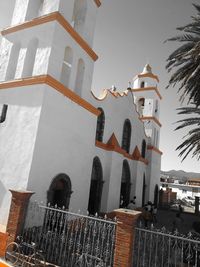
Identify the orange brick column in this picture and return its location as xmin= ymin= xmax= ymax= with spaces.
xmin=0 ymin=232 xmax=8 ymax=257
xmin=113 ymin=209 xmax=141 ymax=267
xmin=6 ymin=190 xmax=34 ymax=244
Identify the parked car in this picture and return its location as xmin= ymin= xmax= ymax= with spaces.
xmin=182 ymin=196 xmax=195 ymax=206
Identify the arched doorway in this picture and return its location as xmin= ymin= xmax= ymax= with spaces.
xmin=88 ymin=157 xmax=103 ymax=215
xmin=47 ymin=174 xmax=72 ymax=209
xmin=142 ymin=174 xmax=146 ymax=207
xmin=154 ymin=184 xmax=159 ymax=207
xmin=120 ymin=160 xmax=131 ymax=208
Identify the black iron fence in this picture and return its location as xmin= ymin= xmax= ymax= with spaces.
xmin=133 ymin=223 xmax=200 ymax=267
xmin=21 ymin=202 xmax=117 ymax=267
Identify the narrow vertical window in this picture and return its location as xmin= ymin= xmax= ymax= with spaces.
xmin=141 ymin=81 xmax=145 ymax=88
xmin=6 ymin=43 xmax=21 ymax=80
xmin=96 ymin=108 xmax=105 ymax=142
xmin=60 ymin=47 xmax=73 ymax=88
xmin=72 ymin=0 xmax=87 ymax=35
xmin=0 ymin=105 xmax=8 ymax=123
xmin=121 ymin=119 xmax=131 ymax=153
xmin=141 ymin=139 xmax=146 ymax=158
xmin=22 ymin=38 xmax=38 ymax=78
xmin=74 ymin=58 xmax=85 ymax=96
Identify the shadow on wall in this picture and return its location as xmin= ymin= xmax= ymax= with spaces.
xmin=0 ymin=180 xmax=7 ymax=209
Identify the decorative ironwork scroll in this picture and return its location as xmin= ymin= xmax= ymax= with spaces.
xmin=133 ymin=223 xmax=200 ymax=267
xmin=21 ymin=202 xmax=116 ymax=267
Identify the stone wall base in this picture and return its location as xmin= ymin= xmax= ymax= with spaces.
xmin=0 ymin=232 xmax=8 ymax=257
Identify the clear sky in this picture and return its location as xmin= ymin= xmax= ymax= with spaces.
xmin=92 ymin=0 xmax=199 ymax=173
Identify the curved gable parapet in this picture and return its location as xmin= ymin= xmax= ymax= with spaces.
xmin=91 ymin=88 xmax=129 ymax=101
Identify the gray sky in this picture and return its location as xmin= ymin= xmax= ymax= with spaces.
xmin=92 ymin=0 xmax=199 ymax=173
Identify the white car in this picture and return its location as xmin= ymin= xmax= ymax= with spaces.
xmin=182 ymin=196 xmax=195 ymax=206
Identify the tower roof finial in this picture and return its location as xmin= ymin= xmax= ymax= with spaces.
xmin=142 ymin=63 xmax=152 ymax=74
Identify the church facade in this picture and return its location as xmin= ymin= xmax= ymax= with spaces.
xmin=0 ymin=0 xmax=162 ymax=232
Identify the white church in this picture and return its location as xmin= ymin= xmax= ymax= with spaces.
xmin=0 ymin=0 xmax=162 ymax=232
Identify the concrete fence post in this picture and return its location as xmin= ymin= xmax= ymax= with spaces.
xmin=6 ymin=190 xmax=34 ymax=244
xmin=113 ymin=208 xmax=141 ymax=267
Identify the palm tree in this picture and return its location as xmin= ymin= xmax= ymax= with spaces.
xmin=175 ymin=106 xmax=200 ymax=161
xmin=166 ymin=4 xmax=200 ymax=160
xmin=166 ymin=4 xmax=200 ymax=106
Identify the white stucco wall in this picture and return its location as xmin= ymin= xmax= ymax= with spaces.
xmin=0 ymin=85 xmax=44 ymax=231
xmin=27 ymin=85 xmax=98 ymax=213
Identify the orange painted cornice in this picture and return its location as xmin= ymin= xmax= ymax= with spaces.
xmin=0 ymin=75 xmax=101 ymax=116
xmin=94 ymin=0 xmax=101 ymax=7
xmin=140 ymin=116 xmax=162 ymax=127
xmin=96 ymin=138 xmax=148 ymax=165
xmin=135 ymin=73 xmax=159 ymax=82
xmin=147 ymin=145 xmax=163 ymax=155
xmin=132 ymin=87 xmax=162 ymax=100
xmin=1 ymin=12 xmax=98 ymax=61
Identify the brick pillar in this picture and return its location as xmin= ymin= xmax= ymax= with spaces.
xmin=6 ymin=190 xmax=34 ymax=244
xmin=113 ymin=208 xmax=141 ymax=267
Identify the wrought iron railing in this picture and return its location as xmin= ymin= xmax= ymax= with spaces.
xmin=133 ymin=223 xmax=200 ymax=267
xmin=21 ymin=202 xmax=117 ymax=267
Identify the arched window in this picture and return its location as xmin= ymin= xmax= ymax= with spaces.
xmin=47 ymin=173 xmax=72 ymax=209
xmin=142 ymin=174 xmax=146 ymax=207
xmin=5 ymin=43 xmax=21 ymax=80
xmin=25 ymin=0 xmax=44 ymax=21
xmin=96 ymin=108 xmax=105 ymax=142
xmin=154 ymin=184 xmax=159 ymax=207
xmin=88 ymin=157 xmax=103 ymax=215
xmin=138 ymin=97 xmax=145 ymax=116
xmin=120 ymin=160 xmax=131 ymax=208
xmin=141 ymin=81 xmax=145 ymax=88
xmin=60 ymin=47 xmax=73 ymax=88
xmin=74 ymin=58 xmax=85 ymax=96
xmin=121 ymin=119 xmax=131 ymax=153
xmin=72 ymin=0 xmax=87 ymax=35
xmin=22 ymin=38 xmax=38 ymax=78
xmin=141 ymin=139 xmax=146 ymax=158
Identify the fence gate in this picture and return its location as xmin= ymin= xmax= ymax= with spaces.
xmin=133 ymin=223 xmax=200 ymax=267
xmin=21 ymin=202 xmax=117 ymax=267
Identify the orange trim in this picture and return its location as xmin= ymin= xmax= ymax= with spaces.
xmin=140 ymin=116 xmax=162 ymax=127
xmin=132 ymin=87 xmax=162 ymax=100
xmin=147 ymin=145 xmax=163 ymax=155
xmin=0 ymin=262 xmax=10 ymax=267
xmin=96 ymin=138 xmax=148 ymax=165
xmin=0 ymin=75 xmax=101 ymax=116
xmin=1 ymin=12 xmax=98 ymax=62
xmin=137 ymin=73 xmax=159 ymax=82
xmin=94 ymin=0 xmax=101 ymax=7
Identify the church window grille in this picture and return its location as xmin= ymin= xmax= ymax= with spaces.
xmin=141 ymin=139 xmax=146 ymax=158
xmin=96 ymin=108 xmax=105 ymax=142
xmin=121 ymin=119 xmax=131 ymax=153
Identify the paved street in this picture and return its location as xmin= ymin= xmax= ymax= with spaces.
xmin=155 ymin=209 xmax=200 ymax=234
